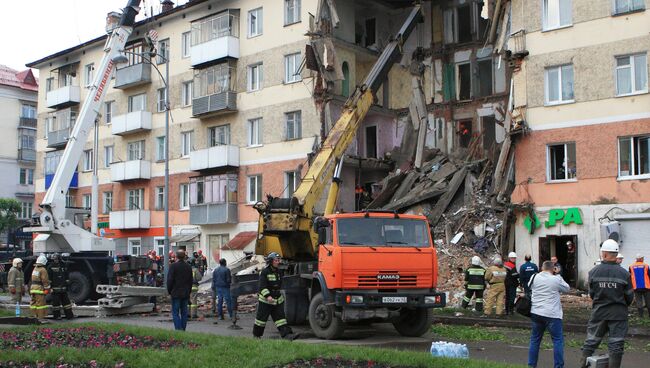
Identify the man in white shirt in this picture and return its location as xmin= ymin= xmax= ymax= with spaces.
xmin=528 ymin=260 xmax=570 ymax=368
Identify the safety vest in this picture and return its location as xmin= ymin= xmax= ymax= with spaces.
xmin=465 ymin=266 xmax=486 ymax=290
xmin=629 ymin=262 xmax=650 ymax=290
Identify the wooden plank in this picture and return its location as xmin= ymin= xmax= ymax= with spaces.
xmin=492 ymin=134 xmax=512 ymax=194
xmin=410 ymin=77 xmax=429 ymax=169
xmin=427 ymin=162 xmax=457 ymax=183
xmin=427 ymin=167 xmax=468 ymax=226
xmin=390 ymin=171 xmax=419 ymax=203
xmin=367 ymin=171 xmax=406 ymax=209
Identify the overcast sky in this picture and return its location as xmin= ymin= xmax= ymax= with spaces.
xmin=1 ymin=0 xmax=189 ymax=74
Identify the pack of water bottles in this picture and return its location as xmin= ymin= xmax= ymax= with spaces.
xmin=430 ymin=341 xmax=469 ymax=359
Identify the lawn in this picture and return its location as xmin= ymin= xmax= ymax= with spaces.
xmin=0 ymin=323 xmax=524 ymax=368
xmin=0 ymin=309 xmax=15 ymax=317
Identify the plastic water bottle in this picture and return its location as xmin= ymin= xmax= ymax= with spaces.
xmin=15 ymin=302 xmax=21 ymax=317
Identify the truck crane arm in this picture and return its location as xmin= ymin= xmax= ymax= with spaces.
xmin=256 ymin=5 xmax=423 ymax=260
xmin=34 ymin=0 xmax=142 ymax=253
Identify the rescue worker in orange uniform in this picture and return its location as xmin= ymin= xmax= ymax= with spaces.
xmin=30 ymin=254 xmax=51 ymax=319
xmin=629 ymin=254 xmax=650 ymax=318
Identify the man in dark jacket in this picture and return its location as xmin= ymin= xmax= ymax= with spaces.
xmin=167 ymin=250 xmax=193 ymax=331
xmin=212 ymin=258 xmax=233 ymax=320
xmin=462 ymin=256 xmax=486 ymax=312
xmin=504 ymin=252 xmax=520 ymax=315
xmin=253 ymin=252 xmax=294 ymax=339
xmin=580 ymin=240 xmax=634 ymax=368
xmin=47 ymin=253 xmax=74 ymax=320
xmin=519 ymin=254 xmax=539 ymax=296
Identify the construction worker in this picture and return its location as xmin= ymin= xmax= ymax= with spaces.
xmin=483 ymin=257 xmax=507 ymax=317
xmin=519 ymin=254 xmax=539 ymax=297
xmin=629 ymin=254 xmax=650 ymax=318
xmin=461 ymin=256 xmax=486 ymax=312
xmin=197 ymin=249 xmax=208 ymax=274
xmin=253 ymin=252 xmax=294 ymax=339
xmin=8 ymin=258 xmax=25 ymax=304
xmin=189 ymin=263 xmax=202 ymax=319
xmin=30 ymin=254 xmax=50 ymax=319
xmin=504 ymin=252 xmax=520 ymax=315
xmin=580 ymin=240 xmax=634 ymax=368
xmin=616 ymin=254 xmax=624 ymax=266
xmin=47 ymin=253 xmax=74 ymax=320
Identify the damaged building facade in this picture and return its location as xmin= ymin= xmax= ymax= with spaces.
xmin=509 ymin=0 xmax=650 ymax=288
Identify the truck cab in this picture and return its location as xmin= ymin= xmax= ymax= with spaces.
xmin=309 ymin=212 xmax=446 ymax=339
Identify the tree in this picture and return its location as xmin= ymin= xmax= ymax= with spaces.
xmin=0 ymin=198 xmax=22 ymax=243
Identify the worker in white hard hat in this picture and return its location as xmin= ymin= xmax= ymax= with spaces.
xmin=616 ymin=253 xmax=624 ymax=266
xmin=7 ymin=258 xmax=25 ymax=304
xmin=504 ymin=252 xmax=520 ymax=316
xmin=461 ymin=256 xmax=486 ymax=312
xmin=580 ymin=239 xmax=634 ymax=368
xmin=484 ymin=257 xmax=507 ymax=317
xmin=30 ymin=254 xmax=51 ymax=319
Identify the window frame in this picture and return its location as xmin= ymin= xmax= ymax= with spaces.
xmin=285 ymin=110 xmax=302 ymax=140
xmin=82 ymin=194 xmax=91 ymax=209
xmin=247 ymin=175 xmax=263 ymax=204
xmin=612 ymin=0 xmax=645 ymax=15
xmin=83 ymin=149 xmax=94 ymax=172
xmin=542 ymin=0 xmax=573 ymax=31
xmin=181 ymin=131 xmax=193 ymax=157
xmin=209 ymin=125 xmax=230 ymax=147
xmin=127 ymin=188 xmax=144 ymax=210
xmin=19 ymin=168 xmax=34 ymax=185
xmin=128 ymin=238 xmax=142 ymax=256
xmin=20 ymin=202 xmax=33 ymax=219
xmin=157 ymin=87 xmax=167 ymax=112
xmin=182 ymin=81 xmax=193 ymax=106
xmin=103 ymin=191 xmax=113 ymax=214
xmin=284 ymin=0 xmax=301 ymax=25
xmin=181 ymin=31 xmax=191 ymax=58
xmin=105 ymin=101 xmax=114 ymax=124
xmin=284 ymin=53 xmax=302 ymax=84
xmin=617 ymin=135 xmax=650 ymax=179
xmin=544 ymin=64 xmax=575 ymax=105
xmin=283 ymin=170 xmax=301 ymax=198
xmin=104 ymin=145 xmax=113 ymax=168
xmin=247 ymin=63 xmax=263 ymax=92
xmin=157 ymin=39 xmax=170 ymax=64
xmin=84 ymin=63 xmax=94 ymax=87
xmin=156 ymin=136 xmax=166 ymax=162
xmin=127 ymin=140 xmax=145 ymax=161
xmin=128 ymin=93 xmax=147 ymax=112
xmin=248 ymin=7 xmax=263 ymax=37
xmin=180 ymin=183 xmax=190 ymax=210
xmin=155 ymin=186 xmax=165 ymax=210
xmin=615 ymin=53 xmax=648 ymax=97
xmin=247 ymin=118 xmax=263 ymax=147
xmin=546 ymin=142 xmax=577 ymax=182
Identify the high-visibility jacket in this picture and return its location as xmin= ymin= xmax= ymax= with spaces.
xmin=464 ymin=266 xmax=486 ymax=290
xmin=258 ymin=265 xmax=284 ymax=304
xmin=30 ymin=265 xmax=50 ymax=295
xmin=7 ymin=266 xmax=25 ymax=294
xmin=629 ymin=262 xmax=650 ymax=290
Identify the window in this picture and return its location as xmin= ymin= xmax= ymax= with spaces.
xmin=83 ymin=194 xmax=91 ymax=209
xmin=616 ymin=54 xmax=648 ymax=96
xmin=457 ymin=62 xmax=472 ymax=100
xmin=157 ymin=88 xmax=167 ymax=112
xmin=619 ymin=135 xmax=650 ymax=177
xmin=20 ymin=202 xmax=32 ymax=219
xmin=364 ymin=18 xmax=376 ymax=47
xmin=285 ymin=0 xmax=301 ymax=25
xmin=103 ymin=192 xmax=113 ymax=214
xmin=181 ymin=131 xmax=192 ymax=156
xmin=155 ymin=186 xmax=165 ymax=210
xmin=127 ymin=140 xmax=145 ymax=161
xmin=547 ymin=143 xmax=577 ymax=181
xmin=249 ymin=7 xmax=263 ymax=37
xmin=182 ymin=81 xmax=193 ymax=106
xmin=285 ymin=111 xmax=302 ymax=140
xmin=65 ymin=191 xmax=74 ymax=208
xmin=543 ymin=0 xmax=572 ymax=30
xmin=248 ymin=118 xmax=262 ymax=146
xmin=105 ymin=101 xmax=114 ymax=124
xmin=84 ymin=63 xmax=94 ymax=87
xmin=285 ymin=53 xmax=302 ymax=83
xmin=477 ymin=58 xmax=494 ymax=97
xmin=193 ymin=63 xmax=235 ymax=97
xmin=104 ymin=146 xmax=113 ymax=168
xmin=247 ymin=63 xmax=263 ymax=91
xmin=128 ymin=93 xmax=146 ymax=112
xmin=209 ymin=125 xmax=230 ymax=146
xmin=190 ymin=10 xmax=240 ymax=46
xmin=180 ymin=183 xmax=189 ymax=209
xmin=614 ymin=0 xmax=645 ymax=15
xmin=127 ymin=188 xmax=144 ymax=210
xmin=247 ymin=175 xmax=263 ymax=203
xmin=21 ymin=104 xmax=36 ymax=119
xmin=129 ymin=239 xmax=141 ymax=256
xmin=19 ymin=131 xmax=35 ymax=152
xmin=19 ymin=168 xmax=34 ymax=185
xmin=156 ymin=136 xmax=166 ymax=161
xmin=46 ymin=77 xmax=54 ymax=92
xmin=181 ymin=31 xmax=191 ymax=58
xmin=83 ymin=149 xmax=94 ymax=172
xmin=157 ymin=39 xmax=169 ymax=64
xmin=545 ymin=64 xmax=574 ymax=104
xmin=284 ymin=171 xmax=300 ymax=198
xmin=124 ymin=41 xmax=145 ymax=66
xmin=443 ymin=2 xmax=489 ymax=44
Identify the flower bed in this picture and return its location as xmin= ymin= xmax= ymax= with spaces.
xmin=0 ymin=360 xmax=123 ymax=368
xmin=269 ymin=357 xmax=411 ymax=368
xmin=0 ymin=327 xmax=198 ymax=351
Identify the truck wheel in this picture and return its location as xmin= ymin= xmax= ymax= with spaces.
xmin=285 ymin=289 xmax=309 ymax=325
xmin=392 ymin=307 xmax=433 ymax=337
xmin=308 ymin=292 xmax=344 ymax=339
xmin=68 ymin=271 xmax=91 ymax=304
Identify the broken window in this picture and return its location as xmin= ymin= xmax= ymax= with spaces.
xmin=482 ymin=116 xmax=496 ymax=150
xmin=457 ymin=5 xmax=472 ymax=43
xmin=365 ymin=125 xmax=377 ymax=158
xmin=456 ymin=62 xmax=472 ymax=101
xmin=547 ymin=143 xmax=577 ymax=181
xmin=365 ymin=18 xmax=376 ymax=47
xmin=477 ymin=1 xmax=489 ymax=40
xmin=341 ymin=62 xmax=350 ymax=97
xmin=457 ymin=120 xmax=472 ymax=148
xmin=443 ymin=1 xmax=487 ymax=44
xmin=619 ymin=136 xmax=650 ymax=177
xmin=477 ymin=58 xmax=494 ymax=97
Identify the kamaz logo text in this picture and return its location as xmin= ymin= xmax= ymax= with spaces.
xmin=377 ymin=274 xmax=400 ymax=281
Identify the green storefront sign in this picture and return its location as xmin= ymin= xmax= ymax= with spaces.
xmin=524 ymin=207 xmax=583 ymax=234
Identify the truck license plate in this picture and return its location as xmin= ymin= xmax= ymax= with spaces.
xmin=382 ymin=297 xmax=407 ymax=303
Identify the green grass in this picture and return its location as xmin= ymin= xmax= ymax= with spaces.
xmin=431 ymin=324 xmax=506 ymax=341
xmin=0 ymin=323 xmax=524 ymax=368
xmin=0 ymin=308 xmax=14 ymax=317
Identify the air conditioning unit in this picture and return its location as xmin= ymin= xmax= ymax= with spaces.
xmin=600 ymin=221 xmax=622 ymax=244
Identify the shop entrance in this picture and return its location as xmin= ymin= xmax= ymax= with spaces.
xmin=538 ymin=235 xmax=578 ymax=287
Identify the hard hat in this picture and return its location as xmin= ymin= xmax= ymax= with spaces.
xmin=616 ymin=254 xmax=624 ymax=259
xmin=266 ymin=252 xmax=281 ymax=263
xmin=493 ymin=257 xmax=503 ymax=266
xmin=471 ymin=256 xmax=481 ymax=266
xmin=12 ymin=258 xmax=23 ymax=267
xmin=508 ymin=252 xmax=517 ymax=258
xmin=36 ymin=254 xmax=48 ymax=266
xmin=601 ymin=239 xmax=619 ymax=252
xmin=636 ymin=254 xmax=644 ymax=259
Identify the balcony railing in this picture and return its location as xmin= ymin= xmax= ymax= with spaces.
xmin=114 ymin=62 xmax=152 ymax=89
xmin=109 ymin=209 xmax=150 ymax=229
xmin=111 ymin=110 xmax=152 ymax=136
xmin=18 ymin=148 xmax=36 ymax=162
xmin=190 ymin=10 xmax=240 ymax=67
xmin=110 ymin=160 xmax=151 ymax=181
xmin=19 ymin=117 xmax=37 ymax=129
xmin=47 ymin=127 xmax=72 ymax=148
xmin=190 ymin=144 xmax=239 ymax=171
xmin=46 ymin=85 xmax=80 ymax=109
xmin=190 ymin=203 xmax=237 ymax=225
xmin=192 ymin=91 xmax=237 ymax=117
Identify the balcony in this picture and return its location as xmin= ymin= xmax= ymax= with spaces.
xmin=18 ymin=148 xmax=36 ymax=162
xmin=193 ymin=92 xmax=237 ymax=117
xmin=110 ymin=160 xmax=151 ymax=181
xmin=19 ymin=117 xmax=37 ymax=129
xmin=190 ymin=10 xmax=240 ymax=67
xmin=47 ymin=127 xmax=72 ymax=148
xmin=46 ymin=85 xmax=80 ymax=109
xmin=111 ymin=110 xmax=152 ymax=136
xmin=114 ymin=62 xmax=152 ymax=89
xmin=190 ymin=145 xmax=239 ymax=171
xmin=190 ymin=203 xmax=238 ymax=225
xmin=109 ymin=210 xmax=150 ymax=229
xmin=45 ymin=172 xmax=78 ymax=190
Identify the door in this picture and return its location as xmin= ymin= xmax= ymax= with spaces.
xmin=365 ymin=126 xmax=377 ymax=158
